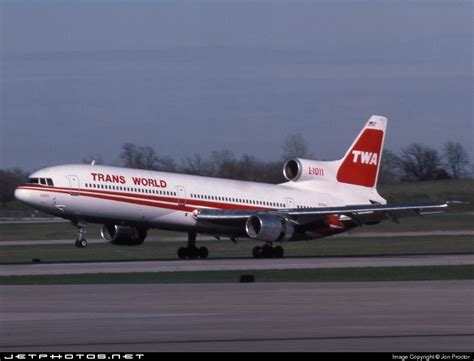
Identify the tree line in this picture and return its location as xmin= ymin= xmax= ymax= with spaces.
xmin=0 ymin=136 xmax=471 ymax=205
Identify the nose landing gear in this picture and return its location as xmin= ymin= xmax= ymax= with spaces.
xmin=74 ymin=221 xmax=87 ymax=248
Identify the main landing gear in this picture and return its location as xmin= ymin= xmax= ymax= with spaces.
xmin=177 ymin=232 xmax=209 ymax=260
xmin=75 ymin=221 xmax=88 ymax=248
xmin=252 ymin=243 xmax=284 ymax=259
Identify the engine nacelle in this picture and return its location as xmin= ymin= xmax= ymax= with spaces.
xmin=283 ymin=158 xmax=337 ymax=182
xmin=245 ymin=214 xmax=294 ymax=242
xmin=100 ymin=225 xmax=147 ymax=246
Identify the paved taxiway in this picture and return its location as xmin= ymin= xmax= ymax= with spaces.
xmin=1 ymin=281 xmax=473 ymax=351
xmin=1 ymin=254 xmax=473 ymax=276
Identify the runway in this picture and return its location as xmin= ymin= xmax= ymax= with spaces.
xmin=1 ymin=281 xmax=473 ymax=351
xmin=1 ymin=230 xmax=473 ymax=245
xmin=1 ymin=254 xmax=473 ymax=276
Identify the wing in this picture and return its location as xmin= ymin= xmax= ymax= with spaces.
xmin=194 ymin=201 xmax=454 ymax=228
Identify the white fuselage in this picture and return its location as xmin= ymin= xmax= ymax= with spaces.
xmin=14 ymin=163 xmax=381 ymax=239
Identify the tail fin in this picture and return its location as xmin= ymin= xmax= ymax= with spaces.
xmin=336 ymin=115 xmax=387 ymax=188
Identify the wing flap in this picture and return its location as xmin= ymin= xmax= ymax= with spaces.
xmin=195 ymin=201 xmax=452 ymax=226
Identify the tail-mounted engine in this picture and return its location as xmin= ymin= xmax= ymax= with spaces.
xmin=245 ymin=214 xmax=294 ymax=242
xmin=101 ymin=225 xmax=147 ymax=246
xmin=283 ymin=158 xmax=337 ymax=182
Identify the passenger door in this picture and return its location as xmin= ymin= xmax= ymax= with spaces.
xmin=68 ymin=175 xmax=80 ymax=196
xmin=176 ymin=186 xmax=186 ymax=208
xmin=285 ymin=198 xmax=295 ymax=209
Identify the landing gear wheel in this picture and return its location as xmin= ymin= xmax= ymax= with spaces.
xmin=252 ymin=246 xmax=262 ymax=258
xmin=187 ymin=246 xmax=199 ymax=259
xmin=177 ymin=247 xmax=187 ymax=259
xmin=199 ymin=247 xmax=209 ymax=259
xmin=75 ymin=239 xmax=87 ymax=248
xmin=262 ymin=245 xmax=275 ymax=258
xmin=176 ymin=232 xmax=211 ymax=260
xmin=274 ymin=245 xmax=284 ymax=258
xmin=75 ymin=221 xmax=88 ymax=248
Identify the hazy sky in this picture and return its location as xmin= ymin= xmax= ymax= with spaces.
xmin=1 ymin=0 xmax=472 ymax=171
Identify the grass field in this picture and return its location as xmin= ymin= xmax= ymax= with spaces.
xmin=1 ymin=213 xmax=473 ymax=241
xmin=1 ymin=235 xmax=473 ymax=264
xmin=378 ymin=179 xmax=474 ymax=208
xmin=1 ymin=265 xmax=472 ymax=285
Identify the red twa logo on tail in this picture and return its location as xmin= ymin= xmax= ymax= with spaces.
xmin=336 ymin=125 xmax=385 ymax=188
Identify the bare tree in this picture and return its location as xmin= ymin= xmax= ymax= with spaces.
xmin=210 ymin=149 xmax=236 ymax=178
xmin=120 ymin=143 xmax=176 ymax=171
xmin=0 ymin=169 xmax=28 ymax=206
xmin=443 ymin=141 xmax=470 ymax=179
xmin=155 ymin=156 xmax=177 ymax=172
xmin=179 ymin=150 xmax=284 ymax=183
xmin=180 ymin=154 xmax=215 ymax=177
xmin=398 ymin=144 xmax=446 ymax=181
xmin=378 ymin=149 xmax=401 ymax=184
xmin=258 ymin=161 xmax=286 ymax=184
xmin=281 ymin=133 xmax=313 ymax=160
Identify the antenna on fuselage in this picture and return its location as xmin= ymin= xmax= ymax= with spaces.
xmin=91 ymin=160 xmax=96 ymax=165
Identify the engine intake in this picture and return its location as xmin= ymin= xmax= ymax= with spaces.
xmin=283 ymin=158 xmax=302 ymax=181
xmin=101 ymin=225 xmax=147 ymax=246
xmin=245 ymin=214 xmax=294 ymax=242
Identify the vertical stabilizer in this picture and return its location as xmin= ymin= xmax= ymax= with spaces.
xmin=336 ymin=115 xmax=387 ymax=188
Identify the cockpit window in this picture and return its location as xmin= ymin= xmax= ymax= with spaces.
xmin=26 ymin=177 xmax=54 ymax=186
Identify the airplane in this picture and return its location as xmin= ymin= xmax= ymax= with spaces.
xmin=14 ymin=115 xmax=451 ymax=259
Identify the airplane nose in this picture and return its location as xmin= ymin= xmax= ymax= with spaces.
xmin=14 ymin=188 xmax=30 ymax=204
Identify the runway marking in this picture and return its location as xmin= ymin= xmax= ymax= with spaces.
xmin=1 ymin=254 xmax=473 ymax=276
xmin=3 ymin=333 xmax=473 ymax=349
xmin=0 ymin=312 xmax=223 ymax=321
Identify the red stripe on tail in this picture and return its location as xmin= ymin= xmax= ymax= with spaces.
xmin=336 ymin=128 xmax=384 ymax=188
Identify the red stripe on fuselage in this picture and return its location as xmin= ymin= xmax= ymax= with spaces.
xmin=17 ymin=185 xmax=274 ymax=212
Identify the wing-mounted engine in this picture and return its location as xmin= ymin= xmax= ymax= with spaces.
xmin=245 ymin=214 xmax=294 ymax=242
xmin=283 ymin=158 xmax=338 ymax=183
xmin=101 ymin=225 xmax=147 ymax=246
